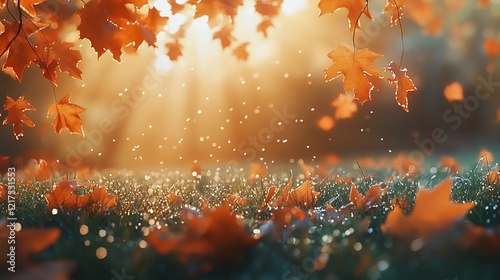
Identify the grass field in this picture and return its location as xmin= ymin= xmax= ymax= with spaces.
xmin=1 ymin=157 xmax=500 ymax=280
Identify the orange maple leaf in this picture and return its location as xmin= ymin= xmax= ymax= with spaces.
xmin=383 ymin=0 xmax=405 ymax=26
xmin=255 ymin=0 xmax=283 ymax=17
xmin=3 ymin=96 xmax=36 ymax=139
xmin=0 ymin=221 xmax=60 ymax=265
xmin=17 ymin=0 xmax=47 ymax=17
xmin=233 ymin=42 xmax=250 ymax=60
xmin=47 ymin=93 xmax=85 ymax=135
xmin=286 ymin=180 xmax=320 ymax=209
xmin=350 ymin=184 xmax=388 ymax=213
xmin=45 ymin=178 xmax=117 ymax=213
xmin=194 ymin=0 xmax=243 ymax=24
xmin=381 ymin=178 xmax=475 ymax=243
xmin=257 ymin=18 xmax=274 ymax=37
xmin=36 ymin=41 xmax=83 ymax=84
xmin=166 ymin=40 xmax=183 ymax=61
xmin=318 ymin=0 xmax=373 ymax=31
xmin=147 ymin=204 xmax=259 ymax=272
xmin=213 ymin=24 xmax=235 ymax=49
xmin=325 ymin=45 xmax=383 ymax=103
xmin=385 ymin=61 xmax=417 ymax=112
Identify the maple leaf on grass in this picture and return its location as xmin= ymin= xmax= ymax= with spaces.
xmin=147 ymin=204 xmax=259 ymax=274
xmin=325 ymin=45 xmax=383 ymax=103
xmin=0 ymin=220 xmax=60 ymax=265
xmin=318 ymin=0 xmax=373 ymax=31
xmin=3 ymin=96 xmax=36 ymax=139
xmin=350 ymin=184 xmax=388 ymax=213
xmin=385 ymin=61 xmax=417 ymax=112
xmin=47 ymin=93 xmax=85 ymax=135
xmin=381 ymin=178 xmax=475 ymax=245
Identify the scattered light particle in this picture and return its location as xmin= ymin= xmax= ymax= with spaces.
xmin=80 ymin=225 xmax=89 ymax=235
xmin=96 ymin=247 xmax=107 ymax=259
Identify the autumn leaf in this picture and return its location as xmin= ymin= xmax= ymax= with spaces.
xmin=147 ymin=204 xmax=259 ymax=272
xmin=318 ymin=0 xmax=373 ymax=31
xmin=381 ymin=179 xmax=475 ymax=243
xmin=166 ymin=40 xmax=183 ymax=61
xmin=332 ymin=93 xmax=358 ymax=119
xmin=257 ymin=18 xmax=274 ymax=37
xmin=16 ymin=0 xmax=47 ymax=17
xmin=36 ymin=41 xmax=83 ymax=84
xmin=0 ymin=221 xmax=60 ymax=265
xmin=233 ymin=42 xmax=250 ymax=60
xmin=286 ymin=180 xmax=319 ymax=209
xmin=273 ymin=176 xmax=293 ymax=207
xmin=383 ymin=0 xmax=405 ymax=26
xmin=45 ymin=179 xmax=89 ymax=211
xmin=213 ymin=24 xmax=235 ymax=49
xmin=3 ymin=96 xmax=36 ymax=139
xmin=261 ymin=185 xmax=277 ymax=208
xmin=385 ymin=61 xmax=417 ymax=112
xmin=325 ymin=45 xmax=383 ymax=103
xmin=37 ymin=158 xmax=53 ymax=181
xmin=350 ymin=184 xmax=388 ymax=213
xmin=194 ymin=0 xmax=244 ymax=24
xmin=255 ymin=0 xmax=283 ymax=17
xmin=45 ymin=178 xmax=117 ymax=213
xmin=47 ymin=93 xmax=86 ymax=135
xmin=226 ymin=193 xmax=247 ymax=206
xmin=142 ymin=7 xmax=169 ymax=33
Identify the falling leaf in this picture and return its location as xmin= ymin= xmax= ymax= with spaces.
xmin=257 ymin=18 xmax=274 ymax=37
xmin=232 ymin=42 xmax=250 ymax=60
xmin=142 ymin=7 xmax=169 ymax=33
xmin=383 ymin=0 xmax=405 ymax=26
xmin=255 ymin=0 xmax=283 ymax=17
xmin=350 ymin=184 xmax=388 ymax=213
xmin=385 ymin=61 xmax=417 ymax=112
xmin=47 ymin=93 xmax=86 ymax=135
xmin=213 ymin=24 xmax=235 ymax=48
xmin=325 ymin=45 xmax=383 ymax=103
xmin=332 ymin=93 xmax=358 ymax=119
xmin=443 ymin=81 xmax=464 ymax=102
xmin=194 ymin=0 xmax=244 ymax=24
xmin=166 ymin=40 xmax=183 ymax=61
xmin=318 ymin=0 xmax=373 ymax=31
xmin=484 ymin=38 xmax=500 ymax=57
xmin=381 ymin=179 xmax=474 ymax=243
xmin=3 ymin=96 xmax=36 ymax=139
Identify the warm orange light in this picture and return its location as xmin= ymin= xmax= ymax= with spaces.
xmin=444 ymin=82 xmax=463 ymax=102
xmin=317 ymin=115 xmax=335 ymax=131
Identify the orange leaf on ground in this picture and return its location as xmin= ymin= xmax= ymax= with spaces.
xmin=261 ymin=185 xmax=277 ymax=207
xmin=318 ymin=0 xmax=373 ymax=31
xmin=485 ymin=167 xmax=500 ymax=184
xmin=0 ymin=221 xmax=60 ymax=265
xmin=286 ymin=180 xmax=319 ymax=209
xmin=381 ymin=179 xmax=474 ymax=243
xmin=87 ymin=187 xmax=118 ymax=213
xmin=325 ymin=46 xmax=383 ymax=103
xmin=147 ymin=204 xmax=259 ymax=272
xmin=385 ymin=61 xmax=417 ymax=112
xmin=47 ymin=93 xmax=86 ymax=135
xmin=3 ymin=96 xmax=36 ymax=139
xmin=350 ymin=184 xmax=388 ymax=213
xmin=226 ymin=193 xmax=247 ymax=206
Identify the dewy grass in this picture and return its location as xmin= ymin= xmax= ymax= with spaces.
xmin=1 ymin=161 xmax=499 ymax=280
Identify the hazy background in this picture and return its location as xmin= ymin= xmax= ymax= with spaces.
xmin=1 ymin=0 xmax=499 ymax=170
